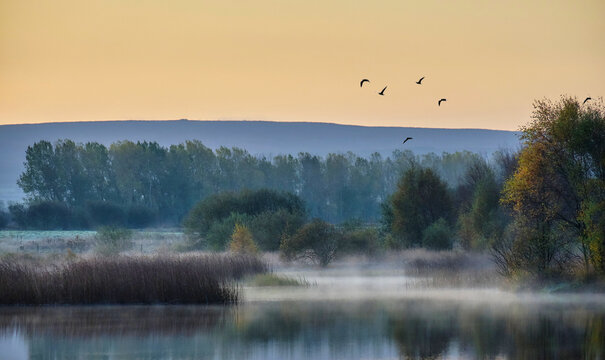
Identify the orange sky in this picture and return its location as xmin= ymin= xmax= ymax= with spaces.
xmin=1 ymin=0 xmax=604 ymax=130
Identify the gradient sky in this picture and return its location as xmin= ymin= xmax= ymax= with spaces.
xmin=1 ymin=0 xmax=604 ymax=130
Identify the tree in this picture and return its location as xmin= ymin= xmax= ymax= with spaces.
xmin=500 ymin=96 xmax=605 ymax=276
xmin=270 ymin=154 xmax=299 ymax=193
xmin=389 ymin=167 xmax=454 ymax=247
xmin=298 ymin=152 xmax=325 ymax=218
xmin=229 ymin=223 xmax=258 ymax=255
xmin=280 ymin=219 xmax=340 ymax=266
xmin=110 ymin=141 xmax=165 ymax=208
xmin=18 ymin=141 xmax=60 ymax=202
xmin=456 ymin=159 xmax=508 ymax=250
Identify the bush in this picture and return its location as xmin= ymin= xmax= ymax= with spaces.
xmin=280 ymin=219 xmax=340 ymax=266
xmin=8 ymin=203 xmax=27 ymax=228
xmin=340 ymin=224 xmax=382 ymax=256
xmin=95 ymin=226 xmax=134 ymax=255
xmin=127 ymin=205 xmax=157 ymax=228
xmin=7 ymin=201 xmax=74 ymax=229
xmin=422 ymin=218 xmax=453 ymax=250
xmin=201 ymin=213 xmax=251 ymax=250
xmin=0 ymin=210 xmax=9 ymax=229
xmin=86 ymin=201 xmax=125 ymax=227
xmin=26 ymin=201 xmax=73 ymax=229
xmin=229 ymin=223 xmax=258 ymax=255
xmin=184 ymin=189 xmax=306 ymax=251
xmin=247 ymin=208 xmax=305 ymax=251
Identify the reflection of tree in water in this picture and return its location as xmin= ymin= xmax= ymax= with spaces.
xmin=388 ymin=306 xmax=456 ymax=359
xmin=457 ymin=310 xmax=509 ymax=358
xmin=585 ymin=316 xmax=604 ymax=360
xmin=504 ymin=311 xmax=593 ymax=360
xmin=1 ymin=301 xmax=604 ymax=359
xmin=231 ymin=302 xmax=391 ymax=345
xmin=387 ymin=302 xmax=605 ymax=360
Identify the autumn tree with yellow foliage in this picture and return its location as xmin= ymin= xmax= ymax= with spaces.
xmin=229 ymin=223 xmax=258 ymax=255
xmin=497 ymin=96 xmax=605 ymax=278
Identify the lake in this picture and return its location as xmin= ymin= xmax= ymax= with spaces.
xmin=1 ymin=268 xmax=604 ymax=359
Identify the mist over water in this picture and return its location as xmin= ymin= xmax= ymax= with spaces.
xmin=1 ymin=265 xmax=604 ymax=359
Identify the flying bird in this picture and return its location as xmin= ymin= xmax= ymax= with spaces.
xmin=360 ymin=79 xmax=370 ymax=87
xmin=402 ymin=137 xmax=413 ymax=144
xmin=583 ymin=97 xmax=592 ymax=104
xmin=378 ymin=86 xmax=387 ymax=96
xmin=416 ymin=77 xmax=425 ymax=85
xmin=438 ymin=98 xmax=447 ymax=106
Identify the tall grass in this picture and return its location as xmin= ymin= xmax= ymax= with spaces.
xmin=0 ymin=253 xmax=266 ymax=305
xmin=400 ymin=249 xmax=502 ymax=287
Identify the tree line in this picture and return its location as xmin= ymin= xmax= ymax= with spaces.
xmin=5 ymin=138 xmax=511 ymax=228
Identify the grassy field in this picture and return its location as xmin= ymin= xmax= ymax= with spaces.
xmin=0 ymin=230 xmax=185 ymax=254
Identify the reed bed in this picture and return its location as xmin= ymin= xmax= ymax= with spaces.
xmin=0 ymin=253 xmax=266 ymax=305
xmin=400 ymin=249 xmax=503 ymax=288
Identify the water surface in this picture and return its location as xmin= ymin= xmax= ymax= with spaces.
xmin=1 ymin=269 xmax=604 ymax=359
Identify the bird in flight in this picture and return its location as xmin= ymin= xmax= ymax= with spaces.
xmin=402 ymin=137 xmax=413 ymax=144
xmin=416 ymin=77 xmax=425 ymax=85
xmin=378 ymin=86 xmax=387 ymax=96
xmin=438 ymin=98 xmax=447 ymax=106
xmin=360 ymin=79 xmax=370 ymax=87
xmin=583 ymin=97 xmax=592 ymax=104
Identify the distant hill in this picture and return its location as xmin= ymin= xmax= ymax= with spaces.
xmin=0 ymin=120 xmax=519 ymax=202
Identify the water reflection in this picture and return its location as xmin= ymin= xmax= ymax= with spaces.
xmin=0 ymin=300 xmax=604 ymax=359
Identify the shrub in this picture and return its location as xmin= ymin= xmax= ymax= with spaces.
xmin=340 ymin=225 xmax=382 ymax=256
xmin=95 ymin=226 xmax=134 ymax=255
xmin=127 ymin=205 xmax=157 ymax=228
xmin=86 ymin=201 xmax=125 ymax=227
xmin=0 ymin=210 xmax=9 ymax=229
xmin=15 ymin=201 xmax=72 ymax=229
xmin=229 ymin=223 xmax=258 ymax=255
xmin=8 ymin=203 xmax=27 ymax=228
xmin=199 ymin=213 xmax=251 ymax=251
xmin=422 ymin=218 xmax=453 ymax=250
xmin=280 ymin=219 xmax=340 ymax=266
xmin=184 ymin=189 xmax=306 ymax=251
xmin=247 ymin=208 xmax=305 ymax=251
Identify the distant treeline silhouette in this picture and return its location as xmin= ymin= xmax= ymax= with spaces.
xmin=8 ymin=139 xmax=513 ymax=229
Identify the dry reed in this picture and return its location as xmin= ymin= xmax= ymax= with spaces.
xmin=0 ymin=253 xmax=266 ymax=305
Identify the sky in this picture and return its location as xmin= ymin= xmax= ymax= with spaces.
xmin=0 ymin=0 xmax=604 ymax=130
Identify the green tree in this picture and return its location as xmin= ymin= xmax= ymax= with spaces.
xmin=298 ymin=152 xmax=325 ymax=218
xmin=110 ymin=141 xmax=165 ymax=208
xmin=456 ymin=159 xmax=508 ymax=250
xmin=389 ymin=167 xmax=454 ymax=247
xmin=324 ymin=153 xmax=352 ymax=222
xmin=270 ymin=154 xmax=299 ymax=193
xmin=18 ymin=140 xmax=60 ymax=202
